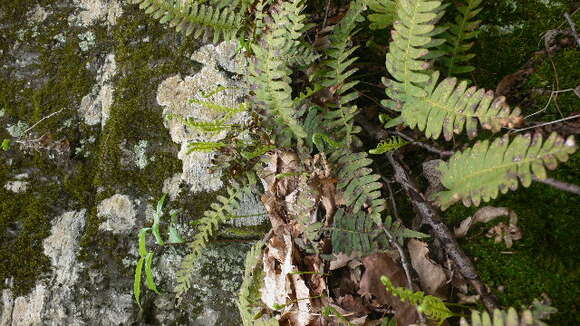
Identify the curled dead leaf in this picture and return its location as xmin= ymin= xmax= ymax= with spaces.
xmin=407 ymin=239 xmax=448 ymax=296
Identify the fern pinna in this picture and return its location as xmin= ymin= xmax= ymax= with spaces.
xmin=402 ymin=71 xmax=523 ymax=140
xmin=460 ymin=307 xmax=553 ymax=326
xmin=129 ymin=0 xmax=243 ymax=42
xmin=175 ymin=173 xmax=257 ymax=298
xmin=435 ymin=132 xmax=577 ymax=210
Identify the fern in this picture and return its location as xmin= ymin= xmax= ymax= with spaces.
xmin=331 ymin=209 xmax=378 ymax=256
xmin=435 ymin=133 xmax=577 ymax=210
xmin=369 ymin=136 xmax=408 ymax=154
xmin=382 ymin=0 xmax=446 ymax=107
xmin=329 ymin=150 xmax=386 ymax=221
xmin=129 ymin=0 xmax=243 ymax=42
xmin=437 ymin=0 xmax=482 ymax=75
xmin=318 ymin=0 xmax=366 ymax=147
xmin=186 ymin=141 xmax=227 ymax=153
xmin=401 ymin=71 xmax=523 ymax=140
xmin=239 ymin=240 xmax=266 ymax=325
xmin=381 ymin=275 xmax=455 ymax=325
xmin=175 ymin=173 xmax=257 ymax=298
xmin=460 ymin=307 xmax=554 ymax=326
xmin=367 ymin=0 xmax=397 ymax=30
xmin=249 ymin=0 xmax=310 ymax=142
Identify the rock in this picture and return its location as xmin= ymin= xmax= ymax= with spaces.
xmin=97 ymin=194 xmax=137 ymax=234
xmin=79 ymin=53 xmax=116 ymax=127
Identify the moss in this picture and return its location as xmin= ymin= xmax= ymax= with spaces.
xmin=442 ymin=155 xmax=579 ymax=324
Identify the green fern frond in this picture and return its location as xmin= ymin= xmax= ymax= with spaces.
xmin=175 ymin=173 xmax=257 ymax=298
xmin=435 ymin=133 xmax=577 ymax=210
xmin=329 ymin=150 xmax=387 ymax=220
xmin=331 ymin=209 xmax=379 ymax=256
xmin=381 ymin=275 xmax=455 ymax=325
xmin=168 ymin=114 xmax=237 ymax=133
xmin=189 ymin=98 xmax=247 ymax=116
xmin=401 ymin=71 xmax=523 ymax=140
xmin=318 ymin=0 xmax=365 ymax=147
xmin=129 ymin=0 xmax=243 ymax=42
xmin=460 ymin=307 xmax=553 ymax=326
xmin=382 ymin=0 xmax=447 ymax=106
xmin=383 ymin=215 xmax=429 ymax=244
xmin=239 ymin=240 xmax=266 ymax=326
xmin=437 ymin=0 xmax=482 ymax=75
xmin=369 ymin=136 xmax=408 ymax=154
xmin=367 ymin=0 xmax=397 ymax=30
xmin=249 ymin=0 xmax=311 ymax=142
xmin=186 ymin=141 xmax=227 ymax=153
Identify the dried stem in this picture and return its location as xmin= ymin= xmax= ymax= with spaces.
xmin=533 ymin=177 xmax=580 ymax=195
xmin=386 ymin=153 xmax=498 ymax=312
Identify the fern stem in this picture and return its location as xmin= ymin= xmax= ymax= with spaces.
xmin=533 ymin=176 xmax=580 ymax=195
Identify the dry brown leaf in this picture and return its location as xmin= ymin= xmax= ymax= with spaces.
xmin=357 ymin=253 xmax=418 ymax=325
xmin=454 ymin=206 xmax=515 ymax=238
xmin=486 ymin=222 xmax=522 ymax=248
xmin=330 ymin=252 xmax=359 ymax=271
xmin=407 ymin=239 xmax=448 ymax=296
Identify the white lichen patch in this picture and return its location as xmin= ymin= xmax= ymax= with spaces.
xmin=69 ymin=0 xmax=123 ymax=27
xmin=78 ymin=31 xmax=96 ymax=52
xmin=4 ymin=173 xmax=30 ymax=193
xmin=1 ymin=210 xmax=88 ymax=326
xmin=157 ymin=42 xmax=248 ymax=193
xmin=190 ymin=40 xmax=247 ymax=74
xmin=79 ymin=53 xmax=116 ymax=126
xmin=97 ymin=194 xmax=137 ymax=234
xmin=133 ymin=140 xmax=149 ymax=170
xmin=6 ymin=121 xmax=29 ymax=138
xmin=28 ymin=5 xmax=51 ymax=24
xmin=43 ymin=210 xmax=87 ymax=285
xmin=162 ymin=173 xmax=183 ymax=200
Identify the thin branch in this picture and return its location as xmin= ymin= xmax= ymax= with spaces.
xmin=510 ymin=114 xmax=580 ymax=133
xmin=378 ymin=222 xmax=427 ymax=325
xmin=564 ymin=12 xmax=580 ymax=47
xmin=390 ymin=130 xmax=454 ymax=158
xmin=22 ymin=108 xmax=65 ymax=135
xmin=533 ymin=177 xmax=580 ymax=195
xmin=386 ymin=153 xmax=498 ymax=312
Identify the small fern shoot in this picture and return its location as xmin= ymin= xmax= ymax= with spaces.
xmin=369 ymin=136 xmax=408 ymax=154
xmin=175 ymin=173 xmax=257 ymax=299
xmin=435 ymin=132 xmax=577 ymax=210
xmin=381 ymin=275 xmax=455 ymax=325
xmin=437 ymin=0 xmax=482 ymax=75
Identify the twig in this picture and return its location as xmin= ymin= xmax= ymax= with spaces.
xmin=383 ymin=177 xmax=401 ymax=222
xmin=564 ymin=12 xmax=580 ymax=47
xmin=533 ymin=177 xmax=580 ymax=195
xmin=390 ymin=130 xmax=454 ymax=158
xmin=510 ymin=114 xmax=580 ymax=133
xmin=22 ymin=108 xmax=65 ymax=135
xmin=386 ymin=153 xmax=498 ymax=312
xmin=378 ymin=222 xmax=427 ymax=325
